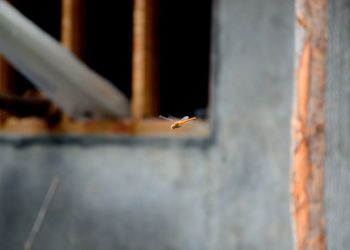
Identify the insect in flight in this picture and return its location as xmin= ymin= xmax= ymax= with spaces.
xmin=159 ymin=115 xmax=197 ymax=129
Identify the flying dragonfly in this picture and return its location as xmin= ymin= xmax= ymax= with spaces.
xmin=159 ymin=115 xmax=197 ymax=129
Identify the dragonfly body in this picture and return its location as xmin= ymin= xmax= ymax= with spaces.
xmin=171 ymin=117 xmax=197 ymax=129
xmin=159 ymin=115 xmax=197 ymax=129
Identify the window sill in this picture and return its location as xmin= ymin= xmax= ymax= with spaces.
xmin=0 ymin=117 xmax=210 ymax=137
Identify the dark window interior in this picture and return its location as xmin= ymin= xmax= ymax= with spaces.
xmin=10 ymin=0 xmax=62 ymax=95
xmin=158 ymin=0 xmax=212 ymax=119
xmin=84 ymin=1 xmax=133 ymax=99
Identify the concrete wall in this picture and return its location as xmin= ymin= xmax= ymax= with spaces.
xmin=0 ymin=0 xmax=294 ymax=249
xmin=326 ymin=0 xmax=350 ymax=249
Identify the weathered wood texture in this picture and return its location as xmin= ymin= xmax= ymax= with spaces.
xmin=291 ymin=0 xmax=328 ymax=249
xmin=132 ymin=0 xmax=159 ymax=119
xmin=326 ymin=1 xmax=350 ymax=249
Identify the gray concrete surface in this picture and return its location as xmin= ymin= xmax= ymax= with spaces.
xmin=326 ymin=1 xmax=350 ymax=249
xmin=0 ymin=0 xmax=294 ymax=249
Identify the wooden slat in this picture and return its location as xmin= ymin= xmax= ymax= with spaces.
xmin=0 ymin=118 xmax=209 ymax=136
xmin=61 ymin=0 xmax=85 ymax=58
xmin=291 ymin=0 xmax=328 ymax=249
xmin=0 ymin=56 xmax=13 ymax=125
xmin=133 ymin=119 xmax=209 ymax=136
xmin=0 ymin=93 xmax=55 ymax=117
xmin=0 ymin=56 xmax=13 ymax=93
xmin=2 ymin=117 xmax=49 ymax=134
xmin=132 ymin=0 xmax=159 ymax=119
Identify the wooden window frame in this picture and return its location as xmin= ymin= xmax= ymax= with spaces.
xmin=0 ymin=0 xmax=210 ymax=137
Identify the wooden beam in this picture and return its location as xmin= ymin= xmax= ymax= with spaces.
xmin=132 ymin=0 xmax=159 ymax=119
xmin=0 ymin=118 xmax=209 ymax=136
xmin=291 ymin=0 xmax=328 ymax=250
xmin=0 ymin=56 xmax=13 ymax=125
xmin=61 ymin=0 xmax=85 ymax=58
xmin=0 ymin=93 xmax=57 ymax=117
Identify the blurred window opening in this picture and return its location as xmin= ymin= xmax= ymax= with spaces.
xmin=0 ymin=0 xmax=211 ymax=136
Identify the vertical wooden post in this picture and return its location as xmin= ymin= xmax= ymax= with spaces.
xmin=132 ymin=0 xmax=158 ymax=119
xmin=61 ymin=0 xmax=84 ymax=58
xmin=0 ymin=57 xmax=13 ymax=93
xmin=0 ymin=57 xmax=12 ymax=124
xmin=0 ymin=0 xmax=13 ymax=94
xmin=61 ymin=0 xmax=84 ymax=123
xmin=0 ymin=0 xmax=13 ymax=123
xmin=291 ymin=0 xmax=328 ymax=250
xmin=0 ymin=0 xmax=12 ymax=94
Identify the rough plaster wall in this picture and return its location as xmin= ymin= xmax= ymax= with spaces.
xmin=209 ymin=0 xmax=293 ymax=249
xmin=326 ymin=0 xmax=350 ymax=249
xmin=0 ymin=144 xmax=210 ymax=250
xmin=0 ymin=0 xmax=293 ymax=249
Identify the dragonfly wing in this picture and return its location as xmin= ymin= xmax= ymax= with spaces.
xmin=180 ymin=116 xmax=189 ymax=121
xmin=168 ymin=115 xmax=181 ymax=121
xmin=159 ymin=115 xmax=175 ymax=122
